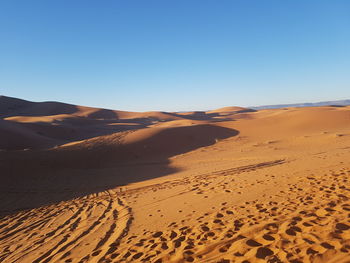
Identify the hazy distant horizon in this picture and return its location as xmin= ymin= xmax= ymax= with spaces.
xmin=2 ymin=94 xmax=350 ymax=113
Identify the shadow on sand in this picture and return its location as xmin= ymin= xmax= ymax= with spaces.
xmin=1 ymin=106 xmax=252 ymax=150
xmin=0 ymin=124 xmax=239 ymax=217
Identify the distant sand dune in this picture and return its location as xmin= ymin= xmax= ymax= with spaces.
xmin=1 ymin=96 xmax=350 ymax=262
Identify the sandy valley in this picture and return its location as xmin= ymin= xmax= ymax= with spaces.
xmin=1 ymin=96 xmax=350 ymax=263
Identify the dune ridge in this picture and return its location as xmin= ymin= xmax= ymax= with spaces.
xmin=1 ymin=96 xmax=350 ymax=262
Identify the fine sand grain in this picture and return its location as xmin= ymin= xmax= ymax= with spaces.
xmin=1 ymin=97 xmax=350 ymax=262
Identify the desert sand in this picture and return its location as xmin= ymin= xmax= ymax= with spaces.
xmin=1 ymin=96 xmax=350 ymax=263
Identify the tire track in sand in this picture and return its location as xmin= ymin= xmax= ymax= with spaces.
xmin=0 ymin=190 xmax=132 ymax=263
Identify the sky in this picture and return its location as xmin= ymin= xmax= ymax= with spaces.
xmin=0 ymin=1 xmax=349 ymax=112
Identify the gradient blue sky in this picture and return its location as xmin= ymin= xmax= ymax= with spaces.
xmin=1 ymin=1 xmax=349 ymax=111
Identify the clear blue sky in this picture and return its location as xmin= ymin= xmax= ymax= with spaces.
xmin=1 ymin=1 xmax=349 ymax=111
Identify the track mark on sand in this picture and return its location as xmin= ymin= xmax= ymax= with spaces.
xmin=0 ymin=190 xmax=132 ymax=263
xmin=116 ymin=167 xmax=350 ymax=263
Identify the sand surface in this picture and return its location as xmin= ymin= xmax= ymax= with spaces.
xmin=1 ymin=97 xmax=350 ymax=262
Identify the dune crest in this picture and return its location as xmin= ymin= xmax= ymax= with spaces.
xmin=1 ymin=97 xmax=350 ymax=262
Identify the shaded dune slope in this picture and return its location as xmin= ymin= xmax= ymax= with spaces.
xmin=0 ymin=96 xmax=247 ymax=150
xmin=1 ymin=97 xmax=350 ymax=263
xmin=0 ymin=96 xmax=181 ymax=150
xmin=0 ymin=124 xmax=238 ymax=214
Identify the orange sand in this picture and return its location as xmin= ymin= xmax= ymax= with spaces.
xmin=1 ymin=96 xmax=350 ymax=262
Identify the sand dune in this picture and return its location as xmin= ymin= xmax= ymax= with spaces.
xmin=0 ymin=96 xmax=186 ymax=150
xmin=0 ymin=119 xmax=60 ymax=150
xmin=1 ymin=97 xmax=350 ymax=262
xmin=206 ymin=106 xmax=254 ymax=114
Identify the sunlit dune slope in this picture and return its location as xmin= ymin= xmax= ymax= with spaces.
xmin=222 ymin=106 xmax=350 ymax=139
xmin=1 ymin=98 xmax=350 ymax=263
xmin=58 ymin=124 xmax=238 ymax=163
xmin=206 ymin=106 xmax=254 ymax=114
xmin=0 ymin=96 xmax=185 ymax=150
xmin=1 ymin=96 xmax=261 ymax=150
